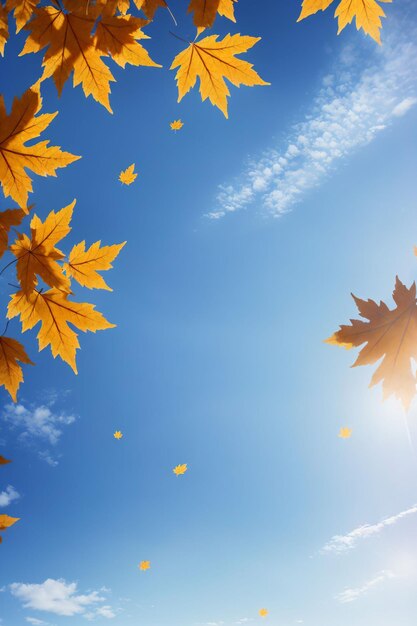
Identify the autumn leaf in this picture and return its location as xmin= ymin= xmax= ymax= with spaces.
xmin=259 ymin=609 xmax=268 ymax=617
xmin=0 ymin=2 xmax=8 ymax=55
xmin=8 ymin=288 xmax=114 ymax=374
xmin=297 ymin=0 xmax=391 ymax=44
xmin=188 ymin=0 xmax=237 ymax=28
xmin=64 ymin=240 xmax=125 ymax=291
xmin=0 ymin=455 xmax=11 ymax=464
xmin=0 ymin=514 xmax=19 ymax=543
xmin=139 ymin=560 xmax=151 ymax=570
xmin=173 ymin=463 xmax=188 ymax=475
xmin=134 ymin=0 xmax=168 ymax=20
xmin=7 ymin=0 xmax=38 ymax=33
xmin=0 ymin=85 xmax=79 ymax=209
xmin=0 ymin=336 xmax=33 ymax=401
xmin=338 ymin=427 xmax=352 ymax=439
xmin=114 ymin=430 xmax=123 ymax=439
xmin=170 ymin=119 xmax=184 ymax=131
xmin=170 ymin=33 xmax=269 ymax=118
xmin=119 ymin=163 xmax=137 ymax=185
xmin=0 ymin=208 xmax=25 ymax=260
xmin=327 ymin=277 xmax=417 ymax=409
xmin=11 ymin=201 xmax=75 ymax=294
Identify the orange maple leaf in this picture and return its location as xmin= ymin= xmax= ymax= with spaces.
xmin=114 ymin=430 xmax=123 ymax=439
xmin=327 ymin=277 xmax=417 ymax=409
xmin=0 ymin=336 xmax=34 ymax=401
xmin=0 ymin=514 xmax=19 ymax=543
xmin=188 ymin=0 xmax=237 ymax=27
xmin=119 ymin=163 xmax=137 ymax=185
xmin=173 ymin=463 xmax=188 ymax=475
xmin=170 ymin=119 xmax=184 ymax=131
xmin=0 ymin=3 xmax=8 ymax=55
xmin=338 ymin=427 xmax=352 ymax=439
xmin=0 ymin=455 xmax=11 ymax=464
xmin=139 ymin=560 xmax=151 ymax=570
xmin=0 ymin=85 xmax=79 ymax=209
xmin=0 ymin=208 xmax=25 ymax=260
xmin=259 ymin=609 xmax=268 ymax=617
xmin=7 ymin=0 xmax=38 ymax=33
xmin=64 ymin=240 xmax=125 ymax=291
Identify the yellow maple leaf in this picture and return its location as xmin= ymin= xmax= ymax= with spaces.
xmin=0 ymin=454 xmax=11 ymax=464
xmin=0 ymin=336 xmax=33 ymax=402
xmin=0 ymin=85 xmax=79 ymax=209
xmin=188 ymin=0 xmax=237 ymax=28
xmin=327 ymin=277 xmax=417 ymax=409
xmin=259 ymin=609 xmax=268 ymax=617
xmin=139 ymin=560 xmax=151 ymax=570
xmin=0 ymin=514 xmax=19 ymax=543
xmin=11 ymin=201 xmax=75 ymax=294
xmin=297 ymin=0 xmax=391 ymax=44
xmin=119 ymin=163 xmax=137 ymax=185
xmin=133 ymin=0 xmax=168 ymax=20
xmin=338 ymin=427 xmax=352 ymax=439
xmin=170 ymin=33 xmax=269 ymax=118
xmin=0 ymin=208 xmax=25 ymax=260
xmin=8 ymin=288 xmax=115 ymax=374
xmin=173 ymin=463 xmax=188 ymax=475
xmin=0 ymin=3 xmax=8 ymax=56
xmin=64 ymin=240 xmax=126 ymax=291
xmin=170 ymin=119 xmax=184 ymax=131
xmin=7 ymin=0 xmax=38 ymax=33
xmin=114 ymin=430 xmax=123 ymax=439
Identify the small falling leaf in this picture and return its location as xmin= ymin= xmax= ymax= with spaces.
xmin=114 ymin=431 xmax=123 ymax=439
xmin=119 ymin=163 xmax=137 ymax=185
xmin=170 ymin=119 xmax=184 ymax=131
xmin=139 ymin=560 xmax=151 ymax=571
xmin=339 ymin=427 xmax=352 ymax=439
xmin=0 ymin=514 xmax=19 ymax=543
xmin=259 ymin=609 xmax=268 ymax=618
xmin=0 ymin=455 xmax=11 ymax=465
xmin=173 ymin=463 xmax=188 ymax=475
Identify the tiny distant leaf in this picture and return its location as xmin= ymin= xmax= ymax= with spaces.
xmin=259 ymin=609 xmax=268 ymax=618
xmin=0 ymin=455 xmax=12 ymax=465
xmin=338 ymin=427 xmax=352 ymax=439
xmin=173 ymin=463 xmax=188 ymax=475
xmin=170 ymin=119 xmax=184 ymax=131
xmin=139 ymin=560 xmax=151 ymax=570
xmin=119 ymin=163 xmax=137 ymax=185
xmin=0 ymin=514 xmax=19 ymax=543
xmin=114 ymin=430 xmax=123 ymax=439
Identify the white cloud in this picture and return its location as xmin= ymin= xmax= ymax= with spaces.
xmin=321 ymin=504 xmax=417 ymax=554
xmin=210 ymin=27 xmax=417 ymax=219
xmin=335 ymin=570 xmax=395 ymax=604
xmin=84 ymin=605 xmax=117 ymax=620
xmin=0 ymin=485 xmax=20 ymax=507
xmin=10 ymin=579 xmax=112 ymax=618
xmin=26 ymin=618 xmax=50 ymax=626
xmin=2 ymin=403 xmax=76 ymax=466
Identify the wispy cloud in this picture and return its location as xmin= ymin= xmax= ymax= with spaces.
xmin=10 ymin=579 xmax=115 ymax=619
xmin=210 ymin=27 xmax=417 ymax=220
xmin=321 ymin=504 xmax=417 ymax=554
xmin=0 ymin=485 xmax=20 ymax=507
xmin=26 ymin=618 xmax=50 ymax=626
xmin=2 ymin=401 xmax=76 ymax=466
xmin=335 ymin=570 xmax=395 ymax=604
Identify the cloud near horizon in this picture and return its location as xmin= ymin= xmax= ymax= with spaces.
xmin=209 ymin=27 xmax=417 ymax=220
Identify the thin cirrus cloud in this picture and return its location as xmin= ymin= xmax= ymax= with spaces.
xmin=209 ymin=26 xmax=417 ymax=220
xmin=10 ymin=579 xmax=117 ymax=620
xmin=320 ymin=504 xmax=417 ymax=555
xmin=335 ymin=570 xmax=395 ymax=604
xmin=0 ymin=485 xmax=20 ymax=507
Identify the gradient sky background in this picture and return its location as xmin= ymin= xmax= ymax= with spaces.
xmin=1 ymin=2 xmax=417 ymax=626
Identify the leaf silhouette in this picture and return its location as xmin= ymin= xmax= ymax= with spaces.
xmin=0 ymin=336 xmax=33 ymax=401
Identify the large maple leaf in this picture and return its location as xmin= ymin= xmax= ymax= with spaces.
xmin=8 ymin=288 xmax=115 ymax=373
xmin=297 ymin=0 xmax=392 ymax=44
xmin=0 ymin=208 xmax=25 ymax=259
xmin=327 ymin=277 xmax=417 ymax=409
xmin=64 ymin=240 xmax=126 ymax=290
xmin=0 ymin=336 xmax=33 ymax=401
xmin=21 ymin=0 xmax=160 ymax=112
xmin=170 ymin=33 xmax=269 ymax=118
xmin=11 ymin=202 xmax=74 ymax=293
xmin=0 ymin=85 xmax=79 ymax=208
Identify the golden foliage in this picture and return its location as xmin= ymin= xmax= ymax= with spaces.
xmin=139 ymin=560 xmax=151 ymax=570
xmin=0 ymin=85 xmax=79 ymax=209
xmin=114 ymin=430 xmax=123 ymax=439
xmin=0 ymin=208 xmax=25 ymax=259
xmin=338 ymin=427 xmax=352 ymax=439
xmin=64 ymin=241 xmax=126 ymax=291
xmin=170 ymin=119 xmax=184 ymax=130
xmin=0 ymin=336 xmax=33 ymax=401
xmin=119 ymin=163 xmax=138 ymax=185
xmin=327 ymin=278 xmax=417 ymax=409
xmin=171 ymin=33 xmax=269 ymax=118
xmin=173 ymin=463 xmax=188 ymax=475
xmin=0 ymin=514 xmax=19 ymax=543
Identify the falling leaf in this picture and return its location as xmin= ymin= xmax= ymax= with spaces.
xmin=0 ymin=514 xmax=19 ymax=543
xmin=139 ymin=560 xmax=151 ymax=570
xmin=338 ymin=427 xmax=352 ymax=439
xmin=8 ymin=288 xmax=114 ymax=374
xmin=0 ymin=208 xmax=25 ymax=260
xmin=170 ymin=33 xmax=269 ymax=118
xmin=170 ymin=119 xmax=184 ymax=131
xmin=0 ymin=455 xmax=11 ymax=465
xmin=119 ymin=163 xmax=137 ymax=185
xmin=173 ymin=463 xmax=188 ymax=475
xmin=64 ymin=240 xmax=126 ymax=291
xmin=114 ymin=430 xmax=123 ymax=439
xmin=259 ymin=609 xmax=268 ymax=617
xmin=0 ymin=85 xmax=79 ymax=208
xmin=0 ymin=336 xmax=34 ymax=401
xmin=297 ymin=0 xmax=391 ymax=44
xmin=188 ymin=0 xmax=237 ymax=27
xmin=327 ymin=277 xmax=417 ymax=410
xmin=133 ymin=0 xmax=168 ymax=20
xmin=11 ymin=201 xmax=75 ymax=294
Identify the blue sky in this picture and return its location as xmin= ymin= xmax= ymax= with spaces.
xmin=1 ymin=1 xmax=417 ymax=625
